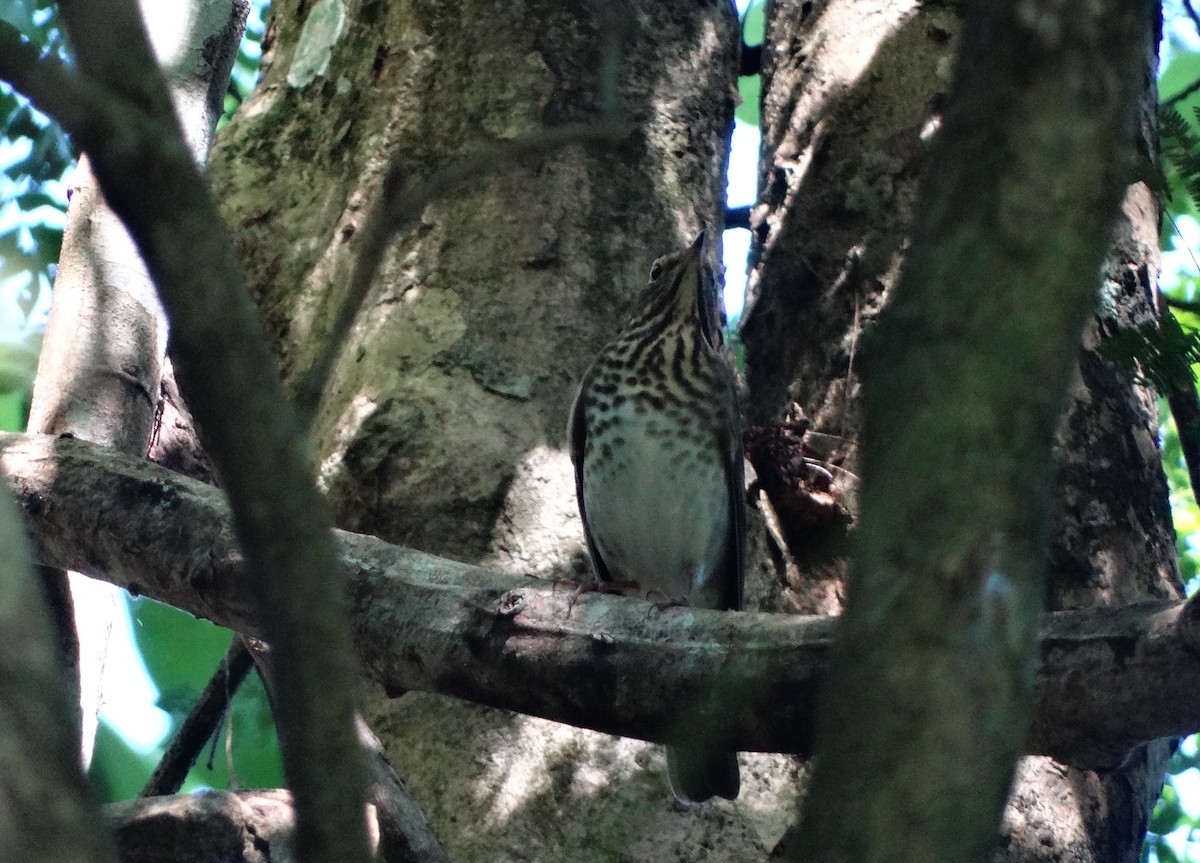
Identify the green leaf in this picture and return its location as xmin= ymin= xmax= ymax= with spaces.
xmin=127 ymin=597 xmax=284 ymax=794
xmin=1097 ymin=311 xmax=1200 ymax=394
xmin=179 ymin=672 xmax=283 ymax=793
xmin=1150 ymin=790 xmax=1185 ymax=836
xmin=734 ymin=0 xmax=763 ymax=127
xmin=736 ymin=74 xmax=760 ymax=127
xmin=0 ymin=341 xmax=38 ymax=396
xmin=0 ymin=1 xmax=36 ymax=38
xmin=28 ymin=223 xmax=61 ymax=262
xmin=0 ymin=390 xmax=27 ymax=431
xmin=1163 ymin=49 xmax=1200 ymax=114
xmin=129 ymin=598 xmax=233 ymax=690
xmin=741 ymin=0 xmax=764 ymax=46
xmin=88 ymin=720 xmax=161 ymax=803
xmin=1156 ymin=841 xmax=1182 ymax=863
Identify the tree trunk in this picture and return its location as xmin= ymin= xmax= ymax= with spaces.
xmin=210 ymin=0 xmax=810 ymax=858
xmin=743 ymin=1 xmax=1179 ymax=861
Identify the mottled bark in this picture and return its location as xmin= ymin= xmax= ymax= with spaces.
xmin=106 ymin=790 xmax=298 ymax=863
xmin=997 ymin=101 xmax=1179 ymax=863
xmin=214 ymin=0 xmax=736 ymax=564
xmin=742 ymin=0 xmax=944 ymax=610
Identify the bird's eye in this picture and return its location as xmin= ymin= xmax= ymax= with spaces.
xmin=649 ymin=261 xmax=664 ymax=281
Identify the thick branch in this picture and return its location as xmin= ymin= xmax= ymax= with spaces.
xmin=2 ymin=432 xmax=1198 ymax=769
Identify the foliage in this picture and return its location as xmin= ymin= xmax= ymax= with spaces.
xmin=219 ymin=0 xmax=268 ymax=130
xmin=735 ymin=0 xmax=763 ymax=128
xmin=734 ymin=0 xmax=763 ymax=128
xmin=88 ymin=599 xmax=284 ymax=802
xmin=1142 ymin=11 xmax=1200 ymax=858
xmin=1098 ymin=310 xmax=1200 ymax=395
xmin=0 ymin=2 xmax=68 ymax=426
xmin=1145 ymin=738 xmax=1200 ymax=863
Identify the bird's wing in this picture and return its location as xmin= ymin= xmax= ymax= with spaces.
xmin=568 ymin=374 xmax=615 ymax=584
xmin=722 ymin=414 xmax=746 ymax=612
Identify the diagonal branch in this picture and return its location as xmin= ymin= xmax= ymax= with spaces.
xmin=1 ymin=8 xmax=369 ymax=862
xmin=2 ymin=431 xmax=1198 ymax=771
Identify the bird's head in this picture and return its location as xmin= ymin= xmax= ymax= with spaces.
xmin=629 ymin=232 xmax=725 ymax=351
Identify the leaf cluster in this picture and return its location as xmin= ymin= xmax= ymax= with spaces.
xmin=1098 ymin=310 xmax=1200 ymax=395
xmin=218 ymin=2 xmax=268 ymax=130
xmin=0 ymin=5 xmax=69 ymax=424
xmin=1163 ymin=106 xmax=1200 ymax=210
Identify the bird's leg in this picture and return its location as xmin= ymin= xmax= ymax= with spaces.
xmin=562 ymin=575 xmax=642 ymax=614
xmin=646 ymin=589 xmax=691 ymax=612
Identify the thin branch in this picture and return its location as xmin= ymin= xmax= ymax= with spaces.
xmin=141 ymin=640 xmax=255 ymax=798
xmin=0 ymin=23 xmax=123 ymax=141
xmin=1164 ymin=74 xmax=1200 ymax=108
xmin=356 ymin=718 xmax=450 ymax=863
xmin=2 ymin=431 xmax=1197 ymax=770
xmin=1184 ymin=0 xmax=1200 ymax=35
xmin=1164 ymin=295 xmax=1200 ymax=314
xmin=725 ymin=205 xmax=752 ymax=230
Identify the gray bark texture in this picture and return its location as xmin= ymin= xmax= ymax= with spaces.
xmin=209 ymin=1 xmax=805 ymax=860
xmin=743 ymin=1 xmax=1179 ymax=862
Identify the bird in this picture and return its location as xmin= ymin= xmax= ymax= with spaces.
xmin=568 ymin=231 xmax=745 ymax=803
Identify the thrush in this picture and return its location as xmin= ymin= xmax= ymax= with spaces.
xmin=569 ymin=232 xmax=745 ymax=803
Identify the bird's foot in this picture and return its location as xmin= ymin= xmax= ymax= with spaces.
xmin=645 ymin=590 xmax=691 ymax=613
xmin=565 ymin=577 xmax=641 ymax=613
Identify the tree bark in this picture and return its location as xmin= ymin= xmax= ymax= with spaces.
xmin=745 ymin=1 xmax=1177 ymax=862
xmin=3 ymin=431 xmax=1198 ymax=772
xmin=209 ymin=1 xmax=789 ymax=860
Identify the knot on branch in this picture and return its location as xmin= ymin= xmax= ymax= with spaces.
xmin=496 ymin=590 xmax=526 ymax=617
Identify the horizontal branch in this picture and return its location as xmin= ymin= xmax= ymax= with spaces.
xmin=2 ymin=431 xmax=1197 ymax=768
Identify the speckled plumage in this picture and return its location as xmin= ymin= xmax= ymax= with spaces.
xmin=568 ymin=234 xmax=744 ymax=803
